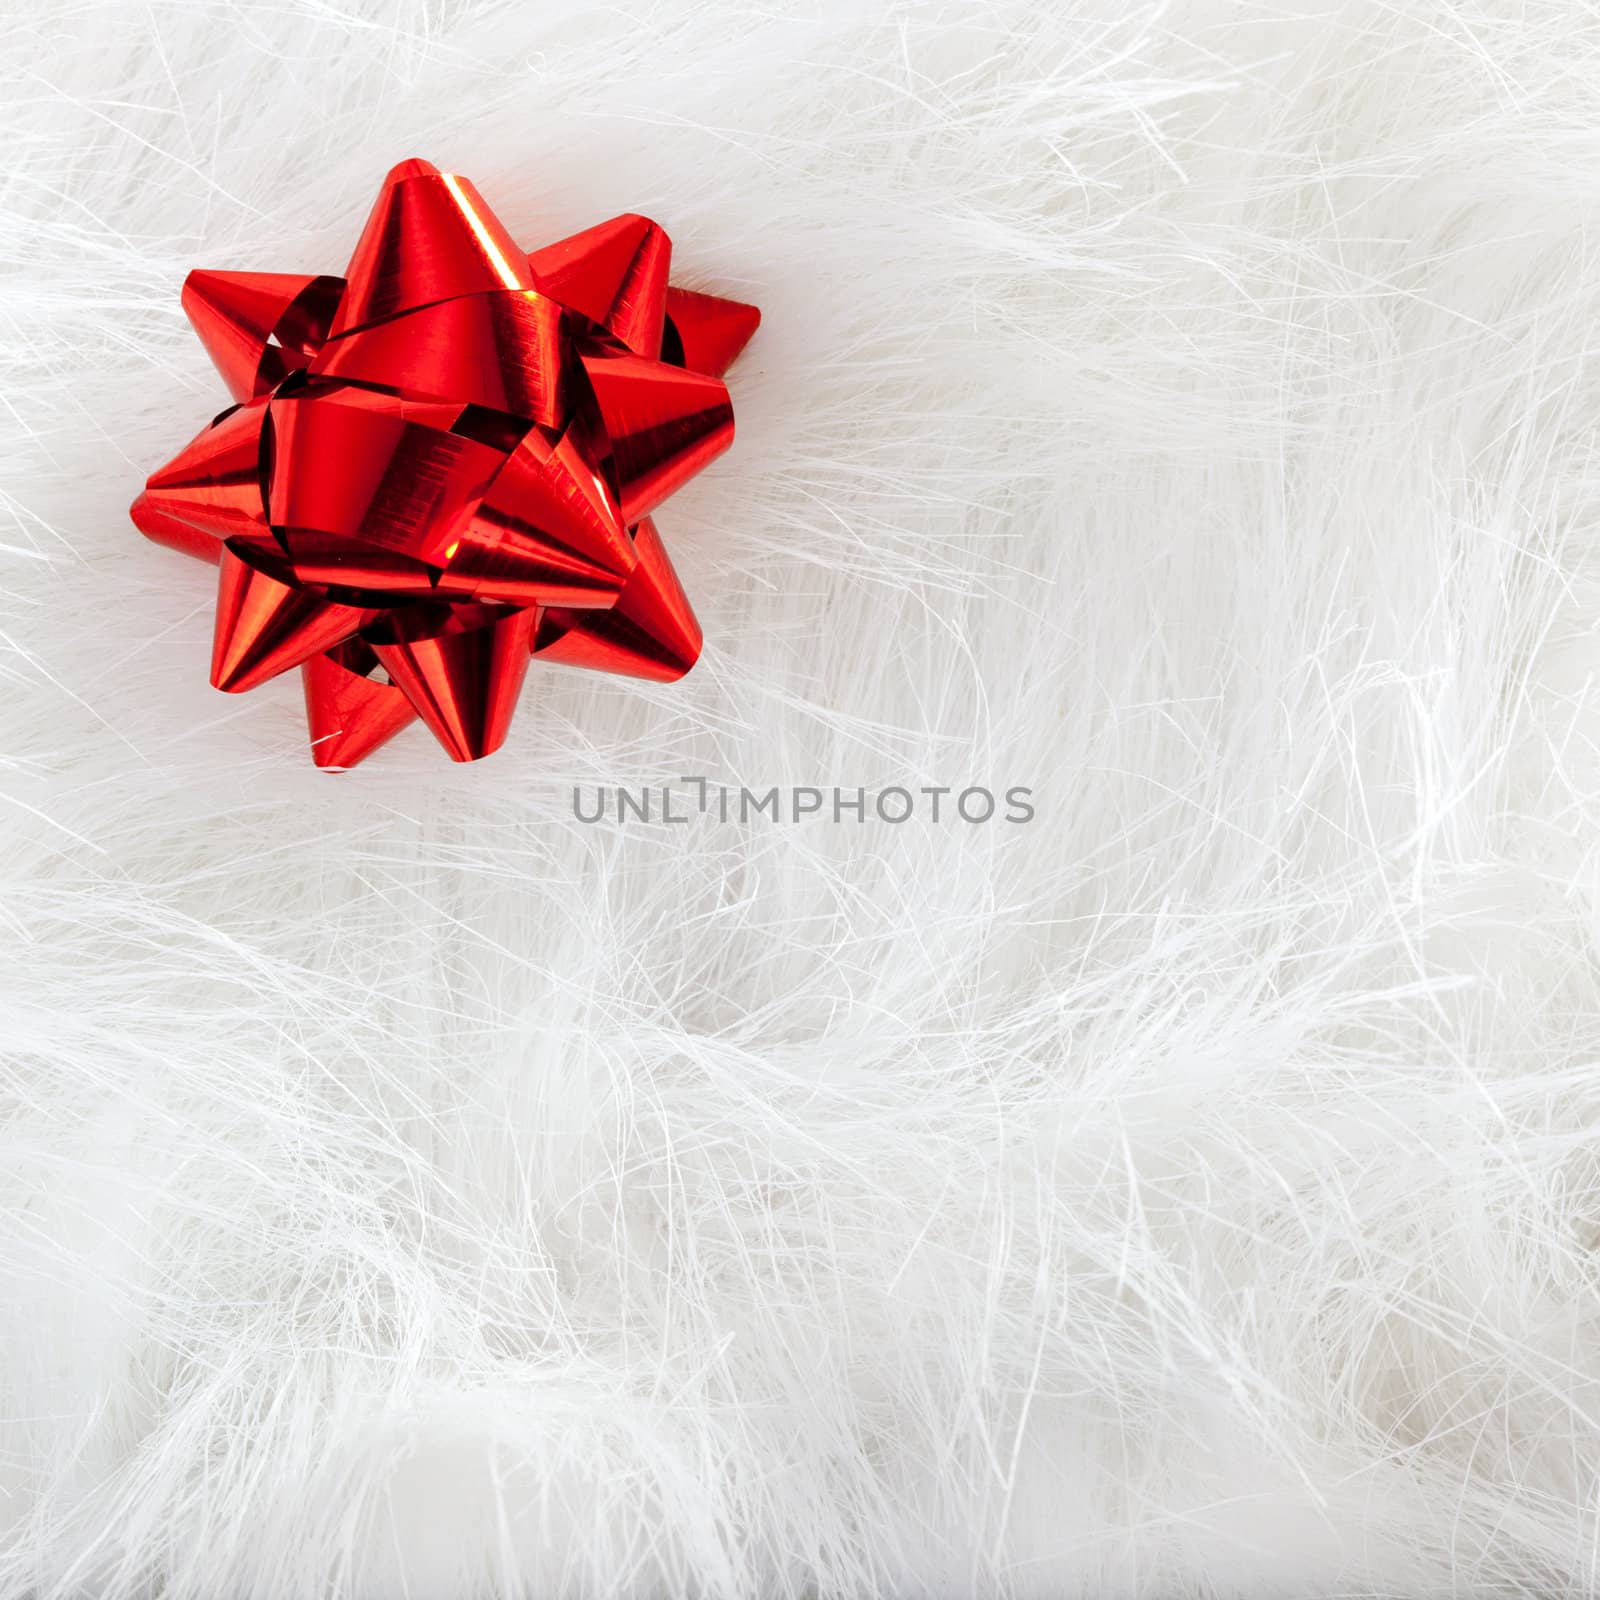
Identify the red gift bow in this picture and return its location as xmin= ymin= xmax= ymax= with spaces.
xmin=131 ymin=158 xmax=759 ymax=769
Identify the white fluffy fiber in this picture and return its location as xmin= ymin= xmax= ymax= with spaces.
xmin=6 ymin=0 xmax=1600 ymax=1594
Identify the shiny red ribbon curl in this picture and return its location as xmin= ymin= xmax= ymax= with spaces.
xmin=132 ymin=158 xmax=760 ymax=769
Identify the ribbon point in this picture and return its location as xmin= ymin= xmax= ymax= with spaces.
xmin=384 ymin=157 xmax=441 ymax=183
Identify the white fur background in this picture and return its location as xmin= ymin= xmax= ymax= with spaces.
xmin=6 ymin=0 xmax=1600 ymax=1594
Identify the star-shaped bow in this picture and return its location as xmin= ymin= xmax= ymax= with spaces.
xmin=131 ymin=158 xmax=759 ymax=768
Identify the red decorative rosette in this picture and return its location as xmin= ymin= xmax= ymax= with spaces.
xmin=132 ymin=159 xmax=759 ymax=769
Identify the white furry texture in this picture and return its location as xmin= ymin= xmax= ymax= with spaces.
xmin=5 ymin=0 xmax=1600 ymax=1594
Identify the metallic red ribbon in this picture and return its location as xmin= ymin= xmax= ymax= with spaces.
xmin=132 ymin=158 xmax=759 ymax=769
